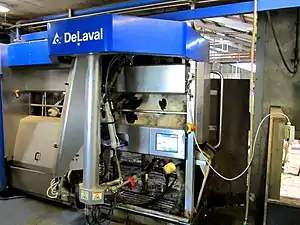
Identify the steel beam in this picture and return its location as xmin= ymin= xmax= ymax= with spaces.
xmin=205 ymin=17 xmax=252 ymax=32
xmin=151 ymin=0 xmax=300 ymax=21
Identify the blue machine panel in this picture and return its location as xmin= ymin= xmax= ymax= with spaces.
xmin=21 ymin=31 xmax=48 ymax=42
xmin=47 ymin=14 xmax=209 ymax=62
xmin=7 ymin=40 xmax=53 ymax=66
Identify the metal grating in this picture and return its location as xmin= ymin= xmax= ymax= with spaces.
xmin=107 ymin=152 xmax=180 ymax=214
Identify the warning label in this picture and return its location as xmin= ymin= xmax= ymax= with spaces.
xmin=92 ymin=192 xmax=102 ymax=200
xmin=81 ymin=190 xmax=88 ymax=201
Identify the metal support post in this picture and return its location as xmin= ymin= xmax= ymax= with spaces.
xmin=80 ymin=54 xmax=104 ymax=205
xmin=84 ymin=54 xmax=100 ymax=190
xmin=184 ymin=61 xmax=196 ymax=218
xmin=184 ymin=61 xmax=210 ymax=218
xmin=0 ymin=77 xmax=6 ymax=192
xmin=185 ymin=134 xmax=195 ymax=218
xmin=15 ymin=27 xmax=20 ymax=41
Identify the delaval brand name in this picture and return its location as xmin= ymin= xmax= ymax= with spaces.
xmin=52 ymin=28 xmax=104 ymax=45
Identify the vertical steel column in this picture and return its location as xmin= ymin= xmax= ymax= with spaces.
xmin=15 ymin=27 xmax=20 ymax=41
xmin=185 ymin=134 xmax=195 ymax=218
xmin=83 ymin=54 xmax=101 ymax=190
xmin=184 ymin=61 xmax=210 ymax=218
xmin=0 ymin=75 xmax=6 ymax=192
xmin=185 ymin=61 xmax=196 ymax=218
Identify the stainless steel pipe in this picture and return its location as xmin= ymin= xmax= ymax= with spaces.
xmin=211 ymin=70 xmax=224 ymax=148
xmin=83 ymin=54 xmax=101 ymax=190
xmin=30 ymin=104 xmax=63 ymax=108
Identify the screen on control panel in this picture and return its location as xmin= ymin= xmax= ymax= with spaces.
xmin=156 ymin=133 xmax=178 ymax=153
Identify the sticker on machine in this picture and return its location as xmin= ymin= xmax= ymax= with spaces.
xmin=92 ymin=192 xmax=102 ymax=200
xmin=81 ymin=190 xmax=89 ymax=201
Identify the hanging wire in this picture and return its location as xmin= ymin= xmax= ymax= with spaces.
xmin=266 ymin=10 xmax=299 ymax=75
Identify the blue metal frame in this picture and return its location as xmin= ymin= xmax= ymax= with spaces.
xmin=2 ymin=0 xmax=300 ymax=192
xmin=47 ymin=14 xmax=208 ymax=62
xmin=151 ymin=0 xmax=300 ymax=21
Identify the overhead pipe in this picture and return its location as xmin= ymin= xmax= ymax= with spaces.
xmin=0 ymin=22 xmax=14 ymax=27
xmin=209 ymin=58 xmax=251 ymax=63
xmin=210 ymin=52 xmax=252 ymax=57
xmin=14 ymin=0 xmax=189 ymax=28
xmin=210 ymin=57 xmax=251 ymax=62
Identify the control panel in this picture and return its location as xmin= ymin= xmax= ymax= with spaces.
xmin=117 ymin=125 xmax=186 ymax=159
xmin=150 ymin=128 xmax=185 ymax=159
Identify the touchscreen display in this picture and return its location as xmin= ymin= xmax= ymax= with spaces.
xmin=156 ymin=133 xmax=178 ymax=153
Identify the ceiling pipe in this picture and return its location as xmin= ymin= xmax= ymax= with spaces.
xmin=210 ymin=52 xmax=252 ymax=57
xmin=15 ymin=0 xmax=188 ymax=27
xmin=211 ymin=55 xmax=250 ymax=59
xmin=210 ymin=58 xmax=252 ymax=63
xmin=0 ymin=22 xmax=13 ymax=27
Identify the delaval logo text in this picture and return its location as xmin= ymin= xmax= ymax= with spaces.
xmin=52 ymin=28 xmax=104 ymax=46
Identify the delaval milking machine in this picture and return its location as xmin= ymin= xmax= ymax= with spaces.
xmin=2 ymin=14 xmax=212 ymax=224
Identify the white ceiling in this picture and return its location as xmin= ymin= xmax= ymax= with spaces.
xmin=194 ymin=14 xmax=254 ymax=63
xmin=1 ymin=0 xmax=128 ymax=19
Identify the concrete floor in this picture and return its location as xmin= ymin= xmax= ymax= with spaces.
xmin=0 ymin=197 xmax=254 ymax=225
xmin=0 ymin=198 xmax=85 ymax=225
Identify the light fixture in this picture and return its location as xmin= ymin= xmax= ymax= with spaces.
xmin=0 ymin=5 xmax=9 ymax=13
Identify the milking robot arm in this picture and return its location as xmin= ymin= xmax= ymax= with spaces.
xmin=103 ymin=101 xmax=120 ymax=149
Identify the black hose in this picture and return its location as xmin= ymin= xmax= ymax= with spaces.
xmin=266 ymin=11 xmax=299 ymax=75
xmin=105 ymin=194 xmax=118 ymax=225
xmin=295 ymin=8 xmax=300 ymax=72
xmin=88 ymin=193 xmax=118 ymax=225
xmin=85 ymin=208 xmax=97 ymax=225
xmin=134 ymin=177 xmax=177 ymax=207
xmin=105 ymin=54 xmax=125 ymax=95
